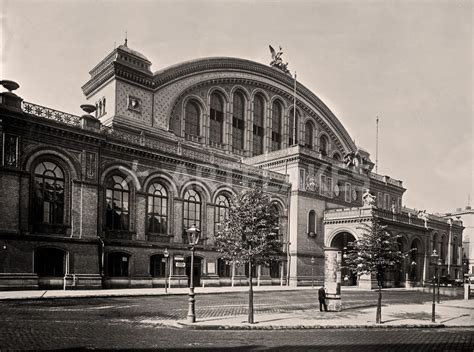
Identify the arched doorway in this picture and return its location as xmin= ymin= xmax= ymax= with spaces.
xmin=330 ymin=232 xmax=357 ymax=286
xmin=186 ymin=256 xmax=202 ymax=287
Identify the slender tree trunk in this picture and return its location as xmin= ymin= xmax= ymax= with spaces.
xmin=376 ymin=284 xmax=382 ymax=324
xmin=248 ymin=259 xmax=254 ymax=324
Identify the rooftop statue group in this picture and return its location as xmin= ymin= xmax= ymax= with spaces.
xmin=269 ymin=45 xmax=290 ymax=74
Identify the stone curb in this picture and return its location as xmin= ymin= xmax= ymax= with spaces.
xmin=174 ymin=322 xmax=447 ymax=330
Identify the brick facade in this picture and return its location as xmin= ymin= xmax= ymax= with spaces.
xmin=0 ymin=44 xmax=464 ymax=290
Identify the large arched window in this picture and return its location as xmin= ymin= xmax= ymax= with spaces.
xmin=183 ymin=189 xmax=202 ymax=231
xmin=215 ymin=194 xmax=230 ymax=234
xmin=232 ymin=92 xmax=245 ymax=151
xmin=185 ymin=101 xmax=200 ymax=138
xmin=320 ymin=135 xmax=329 ymax=155
xmin=252 ymin=95 xmax=264 ymax=156
xmin=34 ymin=248 xmax=65 ymax=277
xmin=33 ymin=161 xmax=65 ymax=228
xmin=304 ymin=121 xmax=314 ymax=149
xmin=147 ymin=183 xmax=168 ymax=234
xmin=107 ymin=252 xmax=130 ymax=277
xmin=288 ymin=108 xmax=299 ymax=146
xmin=150 ymin=254 xmax=166 ymax=277
xmin=209 ymin=93 xmax=224 ymax=145
xmin=105 ymin=175 xmax=130 ymax=231
xmin=271 ymin=101 xmax=282 ymax=151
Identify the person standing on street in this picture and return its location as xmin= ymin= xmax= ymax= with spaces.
xmin=318 ymin=286 xmax=328 ymax=312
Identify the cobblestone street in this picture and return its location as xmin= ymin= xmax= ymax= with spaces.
xmin=1 ymin=289 xmax=473 ymax=350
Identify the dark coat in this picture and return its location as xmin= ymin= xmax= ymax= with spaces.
xmin=318 ymin=287 xmax=326 ymax=300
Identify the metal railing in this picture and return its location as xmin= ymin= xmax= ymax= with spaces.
xmin=23 ymin=101 xmax=82 ymax=127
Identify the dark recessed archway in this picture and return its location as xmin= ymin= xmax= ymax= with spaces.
xmin=330 ymin=232 xmax=357 ymax=286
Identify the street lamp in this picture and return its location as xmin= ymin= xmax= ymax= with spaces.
xmin=185 ymin=224 xmax=201 ymax=323
xmin=286 ymin=241 xmax=291 ymax=286
xmin=436 ymin=257 xmax=442 ymax=304
xmin=311 ymin=257 xmax=315 ymax=288
xmin=430 ymin=250 xmax=439 ymax=323
xmin=163 ymin=248 xmax=169 ymax=294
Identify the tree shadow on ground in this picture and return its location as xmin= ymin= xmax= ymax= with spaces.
xmin=383 ymin=311 xmax=435 ymax=323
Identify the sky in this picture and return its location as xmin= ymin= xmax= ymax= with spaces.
xmin=1 ymin=0 xmax=472 ymax=214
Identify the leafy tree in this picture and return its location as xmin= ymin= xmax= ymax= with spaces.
xmin=344 ymin=217 xmax=405 ymax=324
xmin=215 ymin=184 xmax=281 ymax=323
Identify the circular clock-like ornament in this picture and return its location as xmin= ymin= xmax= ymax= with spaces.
xmin=352 ymin=189 xmax=357 ymax=201
xmin=334 ymin=183 xmax=340 ymax=196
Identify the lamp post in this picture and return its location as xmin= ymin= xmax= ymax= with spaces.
xmin=286 ymin=241 xmax=291 ymax=286
xmin=185 ymin=224 xmax=201 ymax=323
xmin=437 ymin=257 xmax=442 ymax=304
xmin=431 ymin=250 xmax=439 ymax=323
xmin=311 ymin=257 xmax=315 ymax=288
xmin=163 ymin=248 xmax=169 ymax=294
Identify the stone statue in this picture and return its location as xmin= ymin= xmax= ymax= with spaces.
xmin=269 ymin=45 xmax=290 ymax=74
xmin=362 ymin=189 xmax=376 ymax=207
xmin=417 ymin=210 xmax=429 ymax=220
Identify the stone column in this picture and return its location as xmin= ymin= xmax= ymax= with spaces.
xmin=324 ymin=247 xmax=342 ymax=311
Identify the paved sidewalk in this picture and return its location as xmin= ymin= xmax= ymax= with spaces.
xmin=162 ymin=299 xmax=474 ymax=330
xmin=1 ymin=286 xmax=472 ymax=329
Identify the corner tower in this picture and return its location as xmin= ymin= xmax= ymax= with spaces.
xmin=82 ymin=40 xmax=153 ymax=128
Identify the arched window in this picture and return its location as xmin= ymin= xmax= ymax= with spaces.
xmin=107 ymin=252 xmax=130 ymax=277
xmin=320 ymin=135 xmax=329 ymax=155
xmin=150 ymin=254 xmax=166 ymax=277
xmin=33 ymin=161 xmax=65 ymax=228
xmin=432 ymin=233 xmax=438 ymax=253
xmin=304 ymin=121 xmax=314 ymax=149
xmin=440 ymin=235 xmax=446 ymax=263
xmin=209 ymin=93 xmax=224 ymax=145
xmin=105 ymin=175 xmax=130 ymax=231
xmin=308 ymin=210 xmax=316 ymax=236
xmin=185 ymin=101 xmax=200 ymax=137
xmin=272 ymin=204 xmax=281 ymax=235
xmin=217 ymin=258 xmax=231 ymax=277
xmin=183 ymin=189 xmax=202 ymax=231
xmin=102 ymin=98 xmax=106 ymax=114
xmin=271 ymin=101 xmax=282 ymax=151
xmin=232 ymin=92 xmax=245 ymax=151
xmin=288 ymin=108 xmax=299 ymax=146
xmin=215 ymin=194 xmax=230 ymax=234
xmin=452 ymin=237 xmax=458 ymax=265
xmin=147 ymin=183 xmax=168 ymax=234
xmin=34 ymin=248 xmax=65 ymax=277
xmin=252 ymin=95 xmax=264 ymax=156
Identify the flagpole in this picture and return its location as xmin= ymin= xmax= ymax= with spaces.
xmin=375 ymin=116 xmax=379 ymax=173
xmin=293 ymin=71 xmax=297 ymax=145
